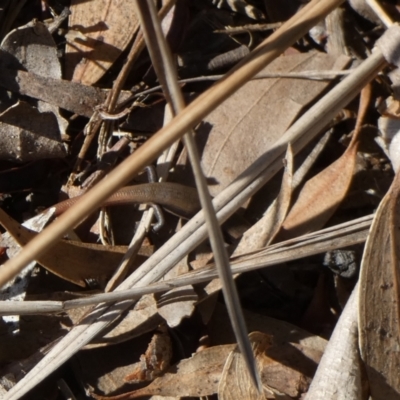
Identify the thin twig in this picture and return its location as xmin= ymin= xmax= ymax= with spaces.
xmin=134 ymin=0 xmax=260 ymax=390
xmin=0 ymin=213 xmax=371 ymax=316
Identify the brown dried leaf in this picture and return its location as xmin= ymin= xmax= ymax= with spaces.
xmin=65 ymin=0 xmax=139 ymax=85
xmin=277 ymin=141 xmax=358 ymax=240
xmin=277 ymin=85 xmax=371 ymax=240
xmin=0 ymin=208 xmax=130 ymax=286
xmin=359 ymin=171 xmax=400 ymax=399
xmin=200 ymin=52 xmax=350 ymax=197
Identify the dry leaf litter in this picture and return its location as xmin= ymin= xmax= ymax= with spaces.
xmin=0 ymin=1 xmax=399 ymax=399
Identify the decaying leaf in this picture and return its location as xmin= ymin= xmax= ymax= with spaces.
xmin=277 ymin=140 xmax=358 ymax=240
xmin=210 ymin=303 xmax=327 ymax=354
xmin=0 ymin=208 xmax=132 ymax=287
xmin=219 ymin=330 xmax=321 ymax=399
xmin=277 ymin=84 xmax=371 ymax=240
xmin=124 ymin=326 xmax=172 ymax=383
xmin=221 ymin=332 xmax=323 ymax=399
xmin=359 ymin=170 xmax=400 ymax=399
xmin=200 ymin=52 xmax=350 ymax=197
xmin=65 ymin=0 xmax=139 ymax=85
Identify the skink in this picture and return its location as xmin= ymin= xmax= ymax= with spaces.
xmin=49 ymin=182 xmax=201 ymax=219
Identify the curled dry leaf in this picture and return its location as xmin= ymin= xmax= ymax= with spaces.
xmin=0 ymin=208 xmax=134 ymax=287
xmin=359 ymin=170 xmax=400 ymax=399
xmin=65 ymin=0 xmax=139 ymax=85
